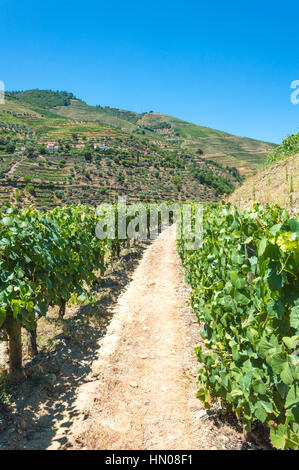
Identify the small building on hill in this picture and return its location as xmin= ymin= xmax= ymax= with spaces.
xmin=94 ymin=144 xmax=109 ymax=150
xmin=46 ymin=142 xmax=59 ymax=152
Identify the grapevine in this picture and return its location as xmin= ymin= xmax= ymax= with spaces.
xmin=178 ymin=202 xmax=299 ymax=449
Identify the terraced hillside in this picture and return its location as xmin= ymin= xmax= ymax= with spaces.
xmin=2 ymin=147 xmax=238 ymax=210
xmin=130 ymin=112 xmax=275 ymax=174
xmin=52 ymin=104 xmax=275 ymax=174
xmin=8 ymin=89 xmax=276 ymax=174
xmin=228 ymin=153 xmax=299 ymax=216
xmin=0 ymin=91 xmax=243 ymax=209
xmin=53 ymin=104 xmax=276 ymax=174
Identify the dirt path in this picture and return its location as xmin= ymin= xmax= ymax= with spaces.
xmin=6 ymin=155 xmax=24 ymax=177
xmin=67 ymin=225 xmax=204 ymax=449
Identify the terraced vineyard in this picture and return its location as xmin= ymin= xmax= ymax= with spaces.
xmin=0 ymin=91 xmax=247 ymax=209
xmin=2 ymin=89 xmax=276 ymax=165
xmin=3 ymin=151 xmax=230 ymax=209
xmin=51 ymin=98 xmax=276 ymax=174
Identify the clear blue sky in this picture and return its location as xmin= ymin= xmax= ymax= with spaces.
xmin=1 ymin=0 xmax=298 ymax=143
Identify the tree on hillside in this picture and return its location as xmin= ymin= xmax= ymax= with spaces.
xmin=82 ymin=144 xmax=93 ymax=162
xmin=26 ymin=145 xmax=38 ymax=158
xmin=38 ymin=144 xmax=47 ymax=155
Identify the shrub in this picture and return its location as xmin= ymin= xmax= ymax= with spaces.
xmin=23 ymin=175 xmax=32 ymax=184
xmin=25 ymin=183 xmax=35 ymax=195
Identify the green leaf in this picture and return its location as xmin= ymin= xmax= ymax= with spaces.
xmin=257 ymin=337 xmax=279 ymax=358
xmin=35 ymin=302 xmax=48 ymax=317
xmin=282 ymin=335 xmax=299 ymax=350
xmin=1 ymin=216 xmax=12 ymax=226
xmin=77 ymin=292 xmax=87 ymax=302
xmin=268 ymin=354 xmax=287 ymax=375
xmin=270 ymin=424 xmax=287 ymax=449
xmin=252 ymin=381 xmax=267 ymax=395
xmin=285 ymin=385 xmax=299 ymax=421
xmin=290 ymin=305 xmax=299 ymax=331
xmin=266 ymin=263 xmax=283 ymax=291
xmin=280 ymin=363 xmax=294 ymax=385
xmin=288 ymin=218 xmax=299 ymax=235
xmin=230 ymin=271 xmax=246 ymax=289
xmin=255 ymin=404 xmax=266 ymax=422
xmin=196 ymin=388 xmax=211 ymax=409
xmin=234 ymin=290 xmax=251 ymax=305
xmin=258 ymin=237 xmax=267 ymax=257
xmin=269 ymin=224 xmax=282 ymax=236
xmin=260 ymin=399 xmax=273 ymax=414
xmin=267 ymin=299 xmax=284 ymax=319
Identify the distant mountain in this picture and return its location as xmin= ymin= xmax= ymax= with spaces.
xmin=0 ymin=89 xmax=245 ymax=209
xmin=7 ymin=89 xmax=276 ymax=174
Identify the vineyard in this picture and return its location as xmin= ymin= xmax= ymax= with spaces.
xmin=0 ymin=203 xmax=150 ymax=381
xmin=0 ymin=200 xmax=298 ymax=450
xmin=1 ymin=0 xmax=297 ymax=452
xmin=2 ymin=90 xmax=275 ymax=175
xmin=0 ymin=120 xmax=241 ymax=208
xmin=178 ymin=202 xmax=299 ymax=449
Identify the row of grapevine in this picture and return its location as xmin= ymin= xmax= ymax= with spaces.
xmin=0 ymin=202 xmax=157 ymax=380
xmin=178 ymin=202 xmax=299 ymax=449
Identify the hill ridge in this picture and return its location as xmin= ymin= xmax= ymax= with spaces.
xmin=5 ymin=89 xmax=276 ymax=174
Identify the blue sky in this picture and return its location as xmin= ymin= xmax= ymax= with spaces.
xmin=0 ymin=0 xmax=298 ymax=143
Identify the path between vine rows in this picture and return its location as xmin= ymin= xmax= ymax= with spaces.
xmin=1 ymin=226 xmax=247 ymax=450
xmin=68 ymin=225 xmax=204 ymax=450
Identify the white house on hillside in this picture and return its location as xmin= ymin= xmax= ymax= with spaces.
xmin=94 ymin=144 xmax=109 ymax=150
xmin=46 ymin=142 xmax=59 ymax=152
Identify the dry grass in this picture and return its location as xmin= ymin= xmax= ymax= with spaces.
xmin=227 ymin=153 xmax=299 ymax=216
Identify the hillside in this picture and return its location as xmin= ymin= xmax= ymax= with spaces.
xmin=228 ymin=153 xmax=299 ymax=215
xmin=53 ymin=100 xmax=275 ymax=174
xmin=7 ymin=89 xmax=276 ymax=174
xmin=0 ymin=91 xmax=243 ymax=210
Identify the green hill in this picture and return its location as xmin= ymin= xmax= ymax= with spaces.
xmin=7 ymin=89 xmax=276 ymax=173
xmin=50 ymin=96 xmax=275 ymax=174
xmin=8 ymin=89 xmax=76 ymax=108
xmin=0 ymin=89 xmax=275 ymax=210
